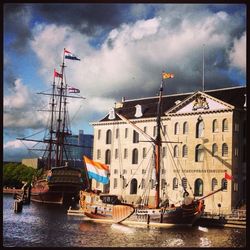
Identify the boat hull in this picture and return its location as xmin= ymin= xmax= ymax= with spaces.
xmin=31 ymin=166 xmax=83 ymax=206
xmin=79 ymin=191 xmax=203 ymax=226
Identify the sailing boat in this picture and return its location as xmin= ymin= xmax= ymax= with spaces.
xmin=79 ymin=72 xmax=225 ymax=225
xmin=18 ymin=49 xmax=86 ymax=206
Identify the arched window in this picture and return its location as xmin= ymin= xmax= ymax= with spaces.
xmin=183 ymin=122 xmax=188 ymax=134
xmin=195 ymin=144 xmax=204 ymax=162
xmin=212 ymin=119 xmax=218 ymax=133
xmin=194 ymin=178 xmax=203 ymax=196
xmin=212 ymin=143 xmax=218 ymax=157
xmin=130 ymin=178 xmax=138 ymax=194
xmin=196 ymin=120 xmax=204 ymax=138
xmin=174 ymin=122 xmax=179 ymax=135
xmin=221 ymin=178 xmax=228 ymax=191
xmin=106 ymin=130 xmax=112 ymax=144
xmin=173 ymin=177 xmax=178 ymax=190
xmin=132 ymin=148 xmax=138 ymax=164
xmin=182 ymin=145 xmax=188 ymax=158
xmin=182 ymin=177 xmax=187 ymax=189
xmin=174 ymin=145 xmax=179 ymax=158
xmin=222 ymin=119 xmax=228 ymax=132
xmin=222 ymin=143 xmax=228 ymax=157
xmin=105 ymin=149 xmax=111 ymax=164
xmin=211 ymin=178 xmax=218 ymax=191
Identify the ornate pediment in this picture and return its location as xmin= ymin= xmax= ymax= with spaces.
xmin=165 ymin=91 xmax=234 ymax=115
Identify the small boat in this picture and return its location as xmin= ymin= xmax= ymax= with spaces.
xmin=79 ymin=72 xmax=225 ymax=226
xmin=18 ymin=49 xmax=86 ymax=206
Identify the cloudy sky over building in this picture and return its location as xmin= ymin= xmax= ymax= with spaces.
xmin=3 ymin=3 xmax=246 ymax=161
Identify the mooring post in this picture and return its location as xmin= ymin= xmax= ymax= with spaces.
xmin=147 ymin=214 xmax=150 ymax=225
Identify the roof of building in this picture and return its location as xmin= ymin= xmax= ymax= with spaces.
xmin=100 ymin=85 xmax=246 ymax=122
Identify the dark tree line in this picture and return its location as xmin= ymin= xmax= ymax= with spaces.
xmin=3 ymin=163 xmax=42 ymax=188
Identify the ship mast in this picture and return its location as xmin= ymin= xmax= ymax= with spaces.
xmin=154 ymin=76 xmax=164 ymax=208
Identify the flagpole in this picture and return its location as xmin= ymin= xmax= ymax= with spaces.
xmin=202 ymin=44 xmax=205 ymax=92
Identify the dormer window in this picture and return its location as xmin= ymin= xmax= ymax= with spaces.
xmin=108 ymin=108 xmax=115 ymax=120
xmin=135 ymin=104 xmax=144 ymax=118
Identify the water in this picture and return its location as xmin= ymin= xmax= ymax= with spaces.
xmin=3 ymin=195 xmax=246 ymax=247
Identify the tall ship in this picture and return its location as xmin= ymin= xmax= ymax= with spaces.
xmin=79 ymin=72 xmax=226 ymax=226
xmin=18 ymin=49 xmax=86 ymax=206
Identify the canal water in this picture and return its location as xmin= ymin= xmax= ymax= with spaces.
xmin=3 ymin=194 xmax=246 ymax=247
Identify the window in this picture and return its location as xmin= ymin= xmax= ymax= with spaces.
xmin=163 ymin=125 xmax=167 ymax=135
xmin=114 ymin=178 xmax=118 ymax=189
xmin=183 ymin=122 xmax=188 ymax=134
xmin=122 ymin=178 xmax=127 ymax=189
xmin=151 ymin=179 xmax=155 ymax=189
xmin=105 ymin=149 xmax=111 ymax=164
xmin=116 ymin=128 xmax=119 ymax=139
xmin=132 ymin=148 xmax=138 ymax=164
xmin=212 ymin=143 xmax=218 ymax=157
xmin=124 ymin=148 xmax=128 ymax=159
xmin=106 ymin=130 xmax=112 ymax=144
xmin=114 ymin=169 xmax=118 ymax=174
xmin=173 ymin=177 xmax=178 ymax=190
xmin=222 ymin=143 xmax=228 ymax=157
xmin=97 ymin=149 xmax=101 ymax=159
xmin=125 ymin=128 xmax=128 ymax=138
xmin=133 ymin=130 xmax=139 ymax=143
xmin=182 ymin=145 xmax=188 ymax=158
xmin=195 ymin=144 xmax=204 ymax=162
xmin=235 ymin=147 xmax=239 ymax=157
xmin=222 ymin=118 xmax=228 ymax=132
xmin=115 ymin=149 xmax=118 ymax=159
xmin=143 ymin=147 xmax=147 ymax=158
xmin=141 ymin=178 xmax=146 ymax=189
xmin=194 ymin=178 xmax=203 ymax=196
xmin=98 ymin=129 xmax=101 ymax=140
xmin=130 ymin=178 xmax=138 ymax=194
xmin=143 ymin=126 xmax=147 ymax=133
xmin=162 ymin=147 xmax=167 ymax=158
xmin=234 ymin=123 xmax=239 ymax=132
xmin=161 ymin=179 xmax=167 ymax=190
xmin=211 ymin=178 xmax=218 ymax=191
xmin=182 ymin=177 xmax=187 ymax=189
xmin=196 ymin=120 xmax=204 ymax=138
xmin=123 ymin=169 xmax=127 ymax=174
xmin=153 ymin=126 xmax=157 ymax=137
xmin=221 ymin=178 xmax=228 ymax=191
xmin=142 ymin=169 xmax=146 ymax=174
xmin=212 ymin=119 xmax=218 ymax=133
xmin=174 ymin=122 xmax=179 ymax=135
xmin=174 ymin=145 xmax=179 ymax=158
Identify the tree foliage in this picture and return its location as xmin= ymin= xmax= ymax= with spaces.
xmin=3 ymin=163 xmax=36 ymax=188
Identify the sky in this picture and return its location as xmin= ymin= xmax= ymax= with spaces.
xmin=3 ymin=3 xmax=246 ymax=162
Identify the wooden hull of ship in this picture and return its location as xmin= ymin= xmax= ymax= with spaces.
xmin=124 ymin=205 xmax=202 ymax=227
xmin=31 ymin=186 xmax=81 ymax=205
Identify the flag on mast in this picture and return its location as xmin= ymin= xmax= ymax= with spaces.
xmin=83 ymin=156 xmax=109 ymax=184
xmin=68 ymin=86 xmax=80 ymax=93
xmin=64 ymin=48 xmax=80 ymax=61
xmin=54 ymin=69 xmax=63 ymax=78
xmin=162 ymin=72 xmax=174 ymax=79
xmin=225 ymin=172 xmax=233 ymax=180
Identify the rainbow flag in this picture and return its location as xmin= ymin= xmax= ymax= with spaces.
xmin=83 ymin=156 xmax=109 ymax=184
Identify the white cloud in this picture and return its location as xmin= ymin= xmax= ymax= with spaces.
xmin=229 ymin=32 xmax=246 ymax=73
xmin=4 ymin=78 xmax=47 ymax=129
